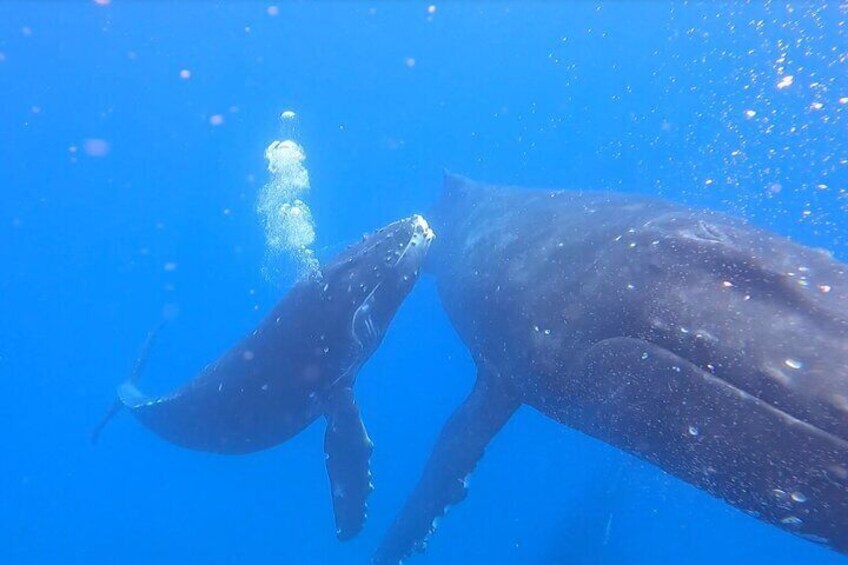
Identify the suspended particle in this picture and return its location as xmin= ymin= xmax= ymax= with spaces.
xmin=776 ymin=75 xmax=794 ymax=90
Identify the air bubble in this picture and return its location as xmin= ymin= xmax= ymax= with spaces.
xmin=258 ymin=111 xmax=320 ymax=284
xmin=776 ymin=75 xmax=794 ymax=89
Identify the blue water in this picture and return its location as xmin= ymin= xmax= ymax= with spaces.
xmin=2 ymin=2 xmax=847 ymax=564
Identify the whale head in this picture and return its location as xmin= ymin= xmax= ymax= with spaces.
xmin=317 ymin=214 xmax=435 ymax=361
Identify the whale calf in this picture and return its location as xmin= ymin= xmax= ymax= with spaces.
xmin=375 ymin=175 xmax=848 ymax=562
xmin=95 ymin=214 xmax=434 ymax=540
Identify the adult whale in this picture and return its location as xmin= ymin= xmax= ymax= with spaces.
xmin=94 ymin=214 xmax=434 ymax=540
xmin=375 ymin=175 xmax=848 ymax=562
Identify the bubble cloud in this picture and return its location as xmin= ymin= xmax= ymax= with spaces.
xmin=257 ymin=111 xmax=320 ymax=283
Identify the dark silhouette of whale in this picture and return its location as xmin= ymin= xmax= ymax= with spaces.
xmin=94 ymin=214 xmax=434 ymax=541
xmin=375 ymin=175 xmax=848 ymax=562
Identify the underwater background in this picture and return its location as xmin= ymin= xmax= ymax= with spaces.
xmin=2 ymin=2 xmax=847 ymax=564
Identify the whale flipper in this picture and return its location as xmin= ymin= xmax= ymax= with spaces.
xmin=324 ymin=386 xmax=373 ymax=540
xmin=374 ymin=368 xmax=519 ymax=564
xmin=565 ymin=337 xmax=848 ymax=551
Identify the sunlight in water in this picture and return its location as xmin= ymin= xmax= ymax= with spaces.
xmin=257 ymin=110 xmax=320 ymax=284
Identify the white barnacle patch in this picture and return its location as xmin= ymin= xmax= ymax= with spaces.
xmin=765 ymin=364 xmax=792 ymax=386
xmin=722 ymin=280 xmax=733 ymax=288
xmin=626 ymin=283 xmax=635 ymax=290
xmin=781 ymin=516 xmax=803 ymax=527
xmin=462 ymin=473 xmax=472 ymax=489
xmin=628 ymin=242 xmax=637 ymax=249
xmin=641 ymin=352 xmax=649 ymax=360
xmin=688 ymin=425 xmax=699 ymax=436
xmin=218 ymin=383 xmax=224 ymax=392
xmin=801 ymin=533 xmax=830 ymax=544
xmin=693 ymin=329 xmax=717 ymax=342
xmin=261 ymin=383 xmax=269 ymax=391
xmin=791 ymin=491 xmax=807 ymax=503
xmin=818 ymin=284 xmax=832 ymax=293
xmin=784 ymin=358 xmax=803 ymax=370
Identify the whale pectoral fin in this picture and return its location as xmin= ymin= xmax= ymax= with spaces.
xmin=323 ymin=386 xmax=373 ymax=541
xmin=374 ymin=367 xmax=519 ymax=565
xmin=567 ymin=337 xmax=848 ymax=550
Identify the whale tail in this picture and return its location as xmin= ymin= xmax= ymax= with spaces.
xmin=90 ymin=321 xmax=165 ymax=444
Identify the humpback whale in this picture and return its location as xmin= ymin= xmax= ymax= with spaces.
xmin=375 ymin=175 xmax=848 ymax=562
xmin=94 ymin=214 xmax=434 ymax=540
